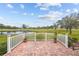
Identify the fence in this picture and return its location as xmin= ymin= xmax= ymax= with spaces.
xmin=25 ymin=32 xmax=54 ymax=41
xmin=7 ymin=32 xmax=69 ymax=53
xmin=7 ymin=33 xmax=25 ymax=52
xmin=25 ymin=32 xmax=36 ymax=41
xmin=57 ymin=34 xmax=68 ymax=48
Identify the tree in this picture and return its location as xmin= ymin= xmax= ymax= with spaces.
xmin=0 ymin=23 xmax=19 ymax=29
xmin=57 ymin=13 xmax=79 ymax=34
xmin=0 ymin=24 xmax=4 ymax=29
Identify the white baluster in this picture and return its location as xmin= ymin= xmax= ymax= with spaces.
xmin=7 ymin=35 xmax=11 ymax=53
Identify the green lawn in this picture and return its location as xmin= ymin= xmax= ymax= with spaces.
xmin=25 ymin=33 xmax=35 ymax=41
xmin=36 ymin=33 xmax=45 ymax=41
xmin=0 ymin=35 xmax=7 ymax=56
xmin=47 ymin=33 xmax=54 ymax=40
xmin=56 ymin=29 xmax=79 ymax=42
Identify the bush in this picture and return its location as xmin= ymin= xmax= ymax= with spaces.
xmin=68 ymin=37 xmax=79 ymax=47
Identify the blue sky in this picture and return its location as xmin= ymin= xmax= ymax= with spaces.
xmin=0 ymin=3 xmax=79 ymax=27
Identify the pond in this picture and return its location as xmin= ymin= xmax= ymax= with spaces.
xmin=0 ymin=32 xmax=24 ymax=35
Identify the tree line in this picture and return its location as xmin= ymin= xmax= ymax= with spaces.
xmin=0 ymin=23 xmax=54 ymax=29
xmin=0 ymin=24 xmax=19 ymax=29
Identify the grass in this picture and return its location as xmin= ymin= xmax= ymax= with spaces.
xmin=47 ymin=33 xmax=54 ymax=40
xmin=36 ymin=33 xmax=45 ymax=41
xmin=26 ymin=33 xmax=35 ymax=41
xmin=0 ymin=35 xmax=7 ymax=56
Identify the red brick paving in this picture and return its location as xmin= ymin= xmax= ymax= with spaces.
xmin=4 ymin=40 xmax=79 ymax=56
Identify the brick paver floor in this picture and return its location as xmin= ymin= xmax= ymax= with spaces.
xmin=4 ymin=40 xmax=79 ymax=56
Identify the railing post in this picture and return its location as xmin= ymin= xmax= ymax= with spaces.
xmin=57 ymin=34 xmax=59 ymax=41
xmin=7 ymin=35 xmax=11 ymax=53
xmin=65 ymin=34 xmax=68 ymax=48
xmin=23 ymin=33 xmax=25 ymax=40
xmin=34 ymin=32 xmax=36 ymax=42
xmin=45 ymin=33 xmax=47 ymax=41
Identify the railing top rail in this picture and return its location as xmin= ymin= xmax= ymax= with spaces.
xmin=35 ymin=32 xmax=54 ymax=34
xmin=8 ymin=33 xmax=25 ymax=38
xmin=36 ymin=33 xmax=46 ymax=34
xmin=57 ymin=33 xmax=68 ymax=36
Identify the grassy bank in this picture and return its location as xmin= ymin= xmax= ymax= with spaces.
xmin=0 ymin=35 xmax=7 ymax=56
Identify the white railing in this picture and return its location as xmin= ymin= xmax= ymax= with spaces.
xmin=47 ymin=33 xmax=54 ymax=40
xmin=7 ymin=32 xmax=69 ymax=53
xmin=7 ymin=33 xmax=25 ymax=52
xmin=25 ymin=32 xmax=36 ymax=41
xmin=57 ymin=34 xmax=68 ymax=48
xmin=25 ymin=32 xmax=54 ymax=41
xmin=36 ymin=33 xmax=54 ymax=41
xmin=36 ymin=33 xmax=45 ymax=41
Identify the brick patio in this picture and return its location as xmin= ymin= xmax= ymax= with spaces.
xmin=4 ymin=40 xmax=79 ymax=56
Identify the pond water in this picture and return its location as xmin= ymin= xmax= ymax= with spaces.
xmin=0 ymin=31 xmax=33 ymax=36
xmin=0 ymin=32 xmax=24 ymax=35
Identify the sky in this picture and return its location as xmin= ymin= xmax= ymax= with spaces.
xmin=0 ymin=3 xmax=79 ymax=27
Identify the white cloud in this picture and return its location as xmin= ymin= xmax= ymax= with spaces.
xmin=22 ymin=13 xmax=27 ymax=15
xmin=38 ymin=15 xmax=52 ymax=20
xmin=38 ymin=11 xmax=63 ymax=21
xmin=36 ymin=3 xmax=49 ymax=10
xmin=49 ymin=3 xmax=62 ymax=7
xmin=65 ymin=9 xmax=72 ymax=16
xmin=73 ymin=8 xmax=78 ymax=13
xmin=35 ymin=3 xmax=62 ymax=11
xmin=7 ymin=4 xmax=13 ymax=8
xmin=20 ymin=4 xmax=24 ymax=9
xmin=65 ymin=8 xmax=79 ymax=16
xmin=66 ymin=9 xmax=71 ymax=13
xmin=0 ymin=16 xmax=4 ymax=20
xmin=31 ymin=13 xmax=34 ymax=16
xmin=35 ymin=3 xmax=62 ymax=7
xmin=49 ymin=11 xmax=63 ymax=20
xmin=35 ymin=3 xmax=49 ymax=8
xmin=40 ymin=7 xmax=48 ymax=10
